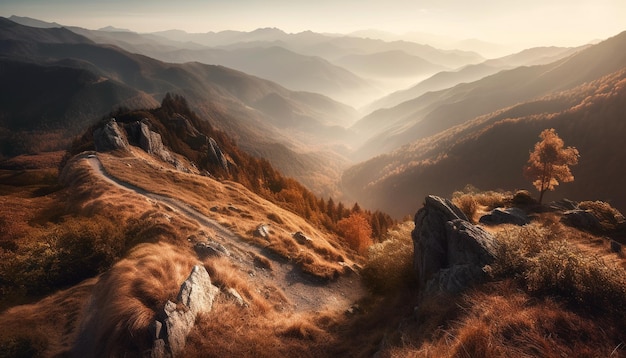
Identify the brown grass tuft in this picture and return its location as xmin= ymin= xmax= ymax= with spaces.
xmin=363 ymin=221 xmax=415 ymax=293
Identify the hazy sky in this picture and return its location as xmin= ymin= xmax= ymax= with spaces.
xmin=2 ymin=0 xmax=625 ymax=48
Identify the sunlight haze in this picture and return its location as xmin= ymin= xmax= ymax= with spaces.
xmin=2 ymin=0 xmax=624 ymax=52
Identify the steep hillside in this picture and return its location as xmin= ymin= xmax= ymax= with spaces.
xmin=0 ymin=17 xmax=357 ymax=195
xmin=351 ymin=31 xmax=626 ymax=161
xmin=364 ymin=46 xmax=586 ymax=113
xmin=343 ymin=66 xmax=626 ymax=218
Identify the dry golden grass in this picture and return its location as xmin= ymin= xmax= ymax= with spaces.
xmin=451 ymin=188 xmax=511 ymax=222
xmin=97 ymin=150 xmax=356 ymax=280
xmin=363 ymin=221 xmax=415 ymax=293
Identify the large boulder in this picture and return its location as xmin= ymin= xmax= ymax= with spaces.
xmin=127 ymin=119 xmax=173 ymax=163
xmin=561 ymin=209 xmax=602 ymax=232
xmin=479 ymin=207 xmax=530 ymax=226
xmin=412 ymin=195 xmax=497 ymax=294
xmin=152 ymin=265 xmax=219 ymax=358
xmin=93 ymin=118 xmax=128 ymax=152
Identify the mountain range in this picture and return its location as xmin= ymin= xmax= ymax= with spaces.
xmin=343 ymin=46 xmax=626 ymax=216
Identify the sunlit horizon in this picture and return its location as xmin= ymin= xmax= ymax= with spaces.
xmin=2 ymin=0 xmax=625 ymax=55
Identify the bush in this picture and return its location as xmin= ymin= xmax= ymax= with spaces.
xmin=491 ymin=222 xmax=626 ymax=314
xmin=578 ymin=201 xmax=625 ymax=231
xmin=0 ymin=215 xmax=125 ymax=295
xmin=362 ymin=221 xmax=415 ymax=293
xmin=452 ymin=187 xmax=511 ymax=222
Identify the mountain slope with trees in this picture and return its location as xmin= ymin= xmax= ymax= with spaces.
xmin=350 ymin=31 xmax=626 ymax=161
xmin=343 ymin=66 xmax=626 ymax=217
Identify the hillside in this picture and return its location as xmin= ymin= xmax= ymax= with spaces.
xmin=363 ymin=45 xmax=587 ymax=113
xmin=350 ymin=31 xmax=626 ymax=161
xmin=0 ymin=17 xmax=357 ymax=196
xmin=343 ymin=66 xmax=626 ymax=218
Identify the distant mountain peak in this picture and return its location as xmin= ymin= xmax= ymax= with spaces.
xmin=98 ymin=25 xmax=132 ymax=33
xmin=8 ymin=15 xmax=62 ymax=28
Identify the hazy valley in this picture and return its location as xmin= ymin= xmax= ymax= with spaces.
xmin=1 ymin=12 xmax=626 ymax=357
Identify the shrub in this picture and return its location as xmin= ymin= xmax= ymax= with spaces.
xmin=491 ymin=222 xmax=626 ymax=314
xmin=452 ymin=188 xmax=511 ymax=222
xmin=578 ymin=200 xmax=625 ymax=231
xmin=0 ymin=215 xmax=125 ymax=295
xmin=362 ymin=221 xmax=415 ymax=293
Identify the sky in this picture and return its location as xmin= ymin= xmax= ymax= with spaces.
xmin=2 ymin=0 xmax=625 ymax=49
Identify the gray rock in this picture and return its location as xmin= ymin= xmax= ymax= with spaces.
xmin=208 ymin=137 xmax=229 ymax=172
xmin=193 ymin=241 xmax=230 ymax=259
xmin=412 ymin=195 xmax=497 ymax=295
xmin=152 ymin=265 xmax=219 ymax=357
xmin=93 ymin=118 xmax=128 ymax=152
xmin=254 ymin=224 xmax=270 ymax=238
xmin=225 ymin=287 xmax=248 ymax=307
xmin=293 ymin=231 xmax=312 ymax=245
xmin=561 ymin=209 xmax=602 ymax=231
xmin=610 ymin=240 xmax=622 ymax=253
xmin=479 ymin=207 xmax=530 ymax=226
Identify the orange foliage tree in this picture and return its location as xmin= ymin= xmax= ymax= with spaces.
xmin=337 ymin=212 xmax=373 ymax=254
xmin=524 ymin=128 xmax=580 ymax=204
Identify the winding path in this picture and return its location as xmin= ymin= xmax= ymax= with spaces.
xmin=84 ymin=155 xmax=364 ymax=312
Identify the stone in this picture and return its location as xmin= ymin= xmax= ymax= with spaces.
xmin=208 ymin=137 xmax=229 ymax=172
xmin=412 ymin=195 xmax=497 ymax=295
xmin=479 ymin=207 xmax=530 ymax=226
xmin=610 ymin=240 xmax=622 ymax=253
xmin=93 ymin=118 xmax=128 ymax=152
xmin=561 ymin=209 xmax=602 ymax=231
xmin=152 ymin=265 xmax=219 ymax=357
xmin=292 ymin=231 xmax=312 ymax=244
xmin=225 ymin=287 xmax=248 ymax=307
xmin=254 ymin=224 xmax=270 ymax=238
xmin=193 ymin=241 xmax=230 ymax=259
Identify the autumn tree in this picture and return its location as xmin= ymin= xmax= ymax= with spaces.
xmin=524 ymin=128 xmax=579 ymax=204
xmin=337 ymin=212 xmax=373 ymax=254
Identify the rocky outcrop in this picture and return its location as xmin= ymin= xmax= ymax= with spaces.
xmin=479 ymin=207 xmax=530 ymax=226
xmin=169 ymin=113 xmax=208 ymax=151
xmin=151 ymin=265 xmax=219 ymax=358
xmin=207 ymin=137 xmax=229 ymax=172
xmin=412 ymin=195 xmax=497 ymax=294
xmin=127 ymin=119 xmax=173 ymax=163
xmin=561 ymin=209 xmax=602 ymax=232
xmin=93 ymin=118 xmax=128 ymax=152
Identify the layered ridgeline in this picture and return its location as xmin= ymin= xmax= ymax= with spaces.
xmin=343 ymin=64 xmax=626 ymax=218
xmin=9 ymin=16 xmax=484 ymax=108
xmin=350 ymin=31 xmax=626 ymax=162
xmin=0 ymin=17 xmax=357 ymax=197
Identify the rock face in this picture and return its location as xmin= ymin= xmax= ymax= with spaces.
xmin=479 ymin=207 xmax=530 ymax=226
xmin=127 ymin=119 xmax=173 ymax=163
xmin=412 ymin=195 xmax=497 ymax=294
xmin=561 ymin=209 xmax=602 ymax=232
xmin=207 ymin=137 xmax=229 ymax=172
xmin=93 ymin=118 xmax=128 ymax=152
xmin=152 ymin=265 xmax=219 ymax=358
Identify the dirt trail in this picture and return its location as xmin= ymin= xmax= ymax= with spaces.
xmin=85 ymin=155 xmax=365 ymax=313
